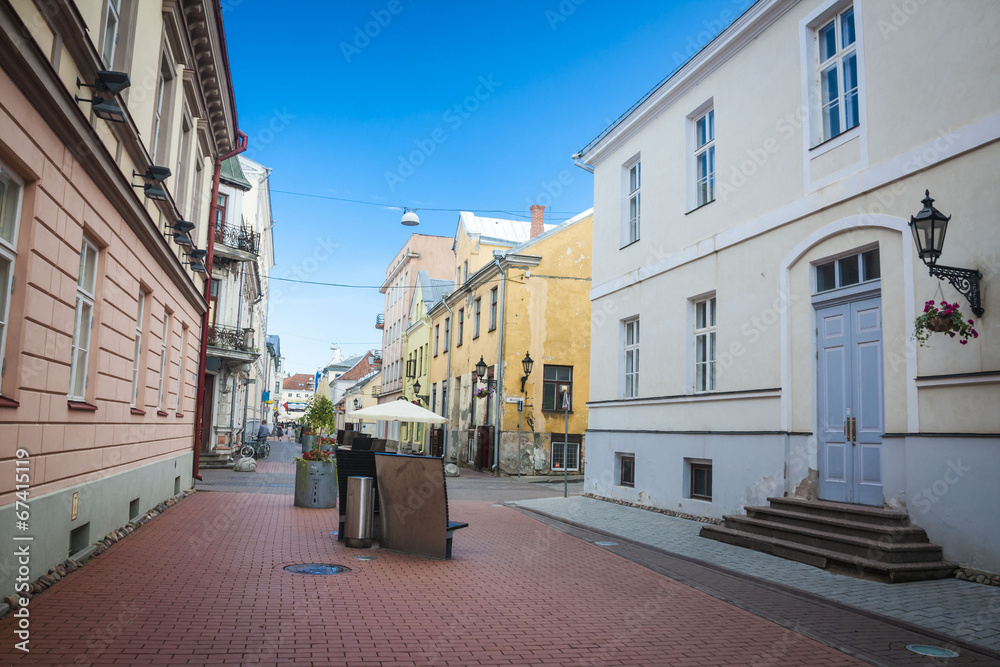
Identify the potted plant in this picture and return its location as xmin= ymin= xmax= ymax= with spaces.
xmin=474 ymin=386 xmax=492 ymax=400
xmin=913 ymin=300 xmax=979 ymax=346
xmin=293 ymin=446 xmax=337 ymax=508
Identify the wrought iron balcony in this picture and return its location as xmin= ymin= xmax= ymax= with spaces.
xmin=214 ymin=223 xmax=260 ymax=255
xmin=207 ymin=324 xmax=255 ymax=353
xmin=375 ymin=313 xmax=384 ymax=330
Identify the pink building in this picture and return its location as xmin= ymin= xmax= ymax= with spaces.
xmin=0 ymin=0 xmax=239 ymax=593
xmin=376 ymin=234 xmax=453 ymax=440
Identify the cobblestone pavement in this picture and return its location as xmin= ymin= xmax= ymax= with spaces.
xmin=510 ymin=495 xmax=1000 ymax=654
xmin=0 ymin=467 xmax=864 ymax=665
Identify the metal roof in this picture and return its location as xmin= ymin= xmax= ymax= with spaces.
xmin=457 ymin=212 xmax=556 ymax=246
xmin=220 ymin=156 xmax=253 ymax=191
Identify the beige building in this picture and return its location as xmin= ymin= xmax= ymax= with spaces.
xmin=376 ymin=233 xmax=453 ymax=441
xmin=0 ymin=0 xmax=241 ymax=592
xmin=579 ymin=0 xmax=1000 ymax=571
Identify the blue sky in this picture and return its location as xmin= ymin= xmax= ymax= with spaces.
xmin=223 ymin=0 xmax=747 ymax=374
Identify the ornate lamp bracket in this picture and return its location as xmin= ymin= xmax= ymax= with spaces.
xmin=928 ymin=264 xmax=984 ymax=318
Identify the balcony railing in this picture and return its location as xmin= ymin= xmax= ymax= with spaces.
xmin=214 ymin=224 xmax=260 ymax=255
xmin=207 ymin=324 xmax=254 ymax=353
xmin=370 ymin=385 xmax=381 ymax=397
xmin=375 ymin=313 xmax=384 ymax=330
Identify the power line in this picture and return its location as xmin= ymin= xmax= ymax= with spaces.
xmin=268 ymin=275 xmax=512 ymax=290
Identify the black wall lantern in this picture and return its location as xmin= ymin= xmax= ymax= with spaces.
xmin=133 ymin=166 xmax=171 ymax=201
xmin=520 ymin=351 xmax=533 ymax=393
xmin=475 ymin=355 xmax=496 ymax=388
xmin=909 ymin=190 xmax=983 ymax=317
xmin=75 ymin=71 xmax=130 ymax=122
xmin=412 ymin=379 xmax=421 ymax=397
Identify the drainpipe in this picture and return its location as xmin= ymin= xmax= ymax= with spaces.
xmin=492 ymin=254 xmax=507 ymax=471
xmin=192 ymin=131 xmax=247 ymax=481
xmin=441 ymin=298 xmax=453 ymax=460
xmin=571 ymin=152 xmax=595 ymax=174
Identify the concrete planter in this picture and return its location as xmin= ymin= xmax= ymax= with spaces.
xmin=294 ymin=459 xmax=337 ymax=508
xmin=301 ymin=434 xmax=316 ymax=453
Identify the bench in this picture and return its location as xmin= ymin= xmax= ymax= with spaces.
xmin=334 ymin=447 xmax=381 ymax=541
xmin=373 ymin=452 xmax=469 ymax=559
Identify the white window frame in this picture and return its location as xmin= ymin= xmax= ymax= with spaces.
xmin=623 ymin=158 xmax=640 ymax=246
xmin=473 ymin=297 xmax=481 ymax=339
xmin=456 ymin=308 xmax=464 ymax=346
xmin=69 ymin=239 xmax=99 ymax=401
xmin=130 ymin=291 xmax=145 ymax=408
xmin=0 ymin=163 xmax=24 ymax=392
xmin=156 ymin=310 xmax=171 ymax=410
xmin=623 ymin=318 xmax=639 ymax=398
xmin=551 ymin=439 xmax=580 ymax=472
xmin=150 ymin=69 xmax=166 ymax=161
xmin=816 ymin=5 xmax=858 ymax=143
xmin=101 ymin=0 xmax=122 ymax=67
xmin=693 ymin=296 xmax=717 ymax=393
xmin=174 ymin=325 xmax=187 ymax=413
xmin=489 ymin=287 xmax=498 ymax=331
xmin=694 ymin=108 xmax=715 ymax=207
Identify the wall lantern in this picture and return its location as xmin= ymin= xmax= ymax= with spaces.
xmin=412 ymin=379 xmax=421 ymax=396
xmin=173 ymin=232 xmax=194 ymax=246
xmin=353 ymin=398 xmax=361 ymax=410
xmin=188 ymin=249 xmax=208 ymax=261
xmin=188 ymin=260 xmax=207 ymax=274
xmin=401 ymin=208 xmax=420 ymax=226
xmin=520 ymin=351 xmax=534 ymax=393
xmin=133 ymin=166 xmax=171 ymax=201
xmin=909 ymin=190 xmax=983 ymax=317
xmin=172 ymin=220 xmax=196 ymax=234
xmin=75 ymin=71 xmax=130 ymax=122
xmin=475 ymin=355 xmax=496 ymax=388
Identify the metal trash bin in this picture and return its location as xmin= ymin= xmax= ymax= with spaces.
xmin=344 ymin=476 xmax=374 ymax=548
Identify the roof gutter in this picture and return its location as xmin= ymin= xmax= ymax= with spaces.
xmin=441 ymin=298 xmax=454 ymax=460
xmin=571 ymin=153 xmax=595 ymax=174
xmin=492 ymin=254 xmax=507 ymax=471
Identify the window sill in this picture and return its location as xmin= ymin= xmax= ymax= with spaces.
xmin=0 ymin=396 xmax=20 ymax=408
xmin=618 ymin=483 xmax=635 ymax=488
xmin=619 ymin=239 xmax=640 ymax=251
xmin=130 ymin=407 xmax=146 ymax=416
xmin=157 ymin=410 xmax=169 ymax=417
xmin=687 ymin=496 xmax=713 ymax=503
xmin=68 ymin=400 xmax=98 ymax=411
xmin=685 ymin=199 xmax=715 ymax=215
xmin=542 ymin=409 xmax=575 ymax=414
xmin=175 ymin=413 xmax=185 ymax=418
xmin=809 ymin=123 xmax=860 ymax=152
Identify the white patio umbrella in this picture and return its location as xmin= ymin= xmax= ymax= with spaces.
xmin=347 ymin=400 xmax=448 ymax=424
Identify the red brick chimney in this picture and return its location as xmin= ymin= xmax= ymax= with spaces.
xmin=530 ymin=204 xmax=545 ymax=238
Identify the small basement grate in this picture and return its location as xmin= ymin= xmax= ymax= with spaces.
xmin=283 ymin=563 xmax=351 ymax=575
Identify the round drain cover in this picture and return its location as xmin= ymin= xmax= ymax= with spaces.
xmin=355 ymin=556 xmax=376 ymax=561
xmin=283 ymin=563 xmax=351 ymax=575
xmin=905 ymin=645 xmax=959 ymax=658
xmin=594 ymin=541 xmax=618 ymax=547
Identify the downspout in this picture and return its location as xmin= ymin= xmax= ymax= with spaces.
xmin=441 ymin=299 xmax=453 ymax=460
xmin=192 ymin=131 xmax=247 ymax=481
xmin=572 ymin=152 xmax=595 ymax=174
xmin=492 ymin=255 xmax=507 ymax=471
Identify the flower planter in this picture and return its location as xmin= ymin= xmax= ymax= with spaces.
xmin=294 ymin=459 xmax=337 ymax=508
xmin=301 ymin=434 xmax=316 ymax=453
xmin=925 ymin=316 xmax=954 ymax=333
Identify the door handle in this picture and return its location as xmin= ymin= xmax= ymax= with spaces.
xmin=851 ymin=417 xmax=857 ymax=445
xmin=844 ymin=418 xmax=849 ymax=439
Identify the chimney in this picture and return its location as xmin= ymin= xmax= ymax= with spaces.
xmin=530 ymin=204 xmax=545 ymax=238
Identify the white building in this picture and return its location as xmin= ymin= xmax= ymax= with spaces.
xmin=578 ymin=0 xmax=999 ymax=572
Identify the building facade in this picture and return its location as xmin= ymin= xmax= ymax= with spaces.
xmin=578 ymin=0 xmax=1000 ymax=570
xmin=280 ymin=372 xmax=314 ymax=423
xmin=428 ymin=207 xmax=593 ymax=475
xmin=0 ymin=0 xmax=240 ymax=590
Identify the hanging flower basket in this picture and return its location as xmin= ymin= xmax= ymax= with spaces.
xmin=474 ymin=386 xmax=493 ymax=399
xmin=913 ymin=300 xmax=979 ymax=346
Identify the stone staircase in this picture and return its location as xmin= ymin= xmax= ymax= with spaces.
xmin=198 ymin=451 xmax=235 ymax=469
xmin=699 ymin=497 xmax=958 ymax=583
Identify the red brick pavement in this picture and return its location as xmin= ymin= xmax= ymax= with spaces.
xmin=1 ymin=492 xmax=865 ymax=666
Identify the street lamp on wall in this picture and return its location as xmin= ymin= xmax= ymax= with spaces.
xmin=475 ymin=356 xmax=495 ymax=388
xmin=75 ymin=71 xmax=130 ymax=122
xmin=909 ymin=190 xmax=984 ymax=317
xmin=520 ymin=351 xmax=534 ymax=393
xmin=412 ymin=379 xmax=421 ymax=397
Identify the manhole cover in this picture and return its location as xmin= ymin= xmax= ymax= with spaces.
xmin=283 ymin=563 xmax=351 ymax=575
xmin=905 ymin=645 xmax=959 ymax=658
xmin=594 ymin=541 xmax=618 ymax=547
xmin=355 ymin=556 xmax=376 ymax=561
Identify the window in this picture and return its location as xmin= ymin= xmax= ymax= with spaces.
xmin=175 ymin=325 xmax=187 ymax=413
xmin=817 ymin=6 xmax=858 ymax=142
xmin=626 ymin=161 xmax=640 ymax=244
xmin=101 ymin=0 xmax=122 ymax=66
xmin=431 ymin=383 xmax=437 ymax=413
xmin=215 ymin=193 xmax=229 ymax=231
xmin=69 ymin=239 xmax=99 ymax=400
xmin=130 ymin=292 xmax=146 ymax=408
xmin=175 ymin=113 xmax=191 ymax=207
xmin=691 ymin=461 xmax=713 ymax=500
xmin=473 ymin=298 xmax=481 ymax=338
xmin=489 ymin=287 xmax=498 ymax=331
xmin=456 ymin=308 xmax=464 ymax=346
xmin=695 ymin=109 xmax=715 ymax=206
xmin=0 ymin=164 xmax=23 ymax=392
xmin=157 ymin=311 xmax=171 ymax=411
xmin=619 ymin=454 xmax=635 ymax=487
xmin=815 ymin=248 xmax=880 ymax=292
xmin=694 ymin=297 xmax=716 ymax=392
xmin=623 ymin=318 xmax=639 ymax=398
xmin=463 ymin=260 xmax=468 ymax=283
xmin=434 ymin=324 xmax=440 ymax=356
xmin=551 ymin=435 xmax=581 ymax=472
xmin=150 ymin=69 xmax=166 ymax=161
xmin=443 ymin=317 xmax=450 ymax=353
xmin=208 ymin=278 xmax=220 ymax=327
xmin=542 ymin=365 xmax=573 ymax=411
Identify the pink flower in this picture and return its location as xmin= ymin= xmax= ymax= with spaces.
xmin=968 ymin=319 xmax=974 ymax=325
xmin=960 ymin=340 xmax=968 ymax=345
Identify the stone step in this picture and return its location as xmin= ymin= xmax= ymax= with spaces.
xmin=744 ymin=506 xmax=929 ymax=543
xmin=700 ymin=524 xmax=957 ymax=583
xmin=722 ymin=515 xmax=942 ymax=564
xmin=766 ymin=496 xmax=911 ymax=526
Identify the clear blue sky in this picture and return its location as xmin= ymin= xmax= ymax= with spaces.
xmin=223 ymin=0 xmax=747 ymax=374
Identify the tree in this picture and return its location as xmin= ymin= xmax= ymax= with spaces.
xmin=304 ymin=395 xmax=337 ymax=436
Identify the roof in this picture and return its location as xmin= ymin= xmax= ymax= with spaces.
xmin=456 ymin=212 xmax=556 ymax=247
xmin=220 ymin=156 xmax=253 ymax=191
xmin=282 ymin=373 xmax=314 ymax=390
xmin=338 ymin=350 xmax=381 ymax=382
xmin=415 ymin=270 xmax=453 ymax=306
xmin=506 ymin=208 xmax=593 ymax=255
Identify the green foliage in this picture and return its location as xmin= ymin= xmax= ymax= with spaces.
xmin=303 ymin=395 xmax=337 ymax=435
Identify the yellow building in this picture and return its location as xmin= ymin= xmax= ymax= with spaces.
xmin=427 ymin=206 xmax=593 ymax=475
xmin=339 ymin=370 xmax=381 ymax=435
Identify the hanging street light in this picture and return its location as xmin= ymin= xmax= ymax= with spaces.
xmin=401 ymin=208 xmax=420 ymax=226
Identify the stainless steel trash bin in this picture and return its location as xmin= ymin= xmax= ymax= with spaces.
xmin=344 ymin=476 xmax=374 ymax=548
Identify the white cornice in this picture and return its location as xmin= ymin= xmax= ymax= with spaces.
xmin=580 ymin=0 xmax=797 ymax=167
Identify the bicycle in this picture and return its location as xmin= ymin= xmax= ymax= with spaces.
xmin=237 ymin=434 xmax=269 ymax=460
